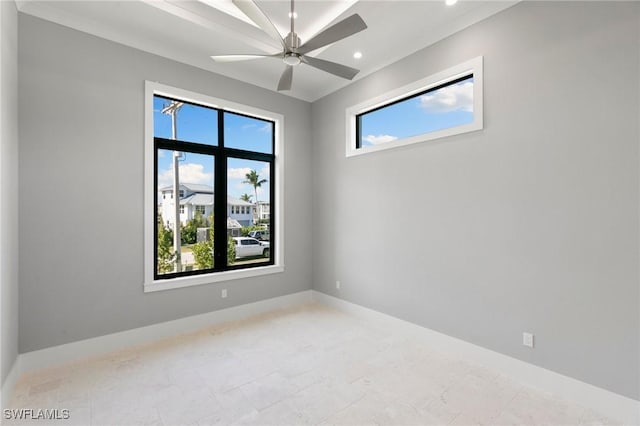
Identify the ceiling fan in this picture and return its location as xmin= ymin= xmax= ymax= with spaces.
xmin=211 ymin=0 xmax=367 ymax=91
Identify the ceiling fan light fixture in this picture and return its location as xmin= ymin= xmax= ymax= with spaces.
xmin=445 ymin=0 xmax=458 ymax=5
xmin=283 ymin=53 xmax=302 ymax=66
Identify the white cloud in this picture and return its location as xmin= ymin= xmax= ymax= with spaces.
xmin=157 ymin=163 xmax=213 ymax=188
xmin=419 ymin=81 xmax=473 ymax=113
xmin=242 ymin=122 xmax=271 ymax=133
xmin=363 ymin=134 xmax=398 ymax=145
xmin=228 ymin=167 xmax=252 ymax=180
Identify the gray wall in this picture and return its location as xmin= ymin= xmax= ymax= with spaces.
xmin=311 ymin=2 xmax=639 ymax=400
xmin=1 ymin=0 xmax=19 ymax=387
xmin=15 ymin=0 xmax=640 ymax=402
xmin=18 ymin=15 xmax=312 ymax=353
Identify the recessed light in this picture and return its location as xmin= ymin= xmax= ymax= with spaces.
xmin=445 ymin=0 xmax=457 ymax=5
xmin=353 ymin=51 xmax=363 ymax=59
xmin=288 ymin=12 xmax=298 ymax=19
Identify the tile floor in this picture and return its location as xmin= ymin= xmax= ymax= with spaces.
xmin=6 ymin=303 xmax=618 ymax=426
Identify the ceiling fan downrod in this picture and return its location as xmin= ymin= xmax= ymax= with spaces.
xmin=285 ymin=0 xmax=301 ymax=53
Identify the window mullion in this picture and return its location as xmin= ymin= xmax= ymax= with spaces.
xmin=213 ymin=110 xmax=228 ymax=270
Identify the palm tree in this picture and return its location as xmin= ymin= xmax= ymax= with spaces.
xmin=243 ymin=170 xmax=267 ymax=204
xmin=240 ymin=193 xmax=253 ymax=203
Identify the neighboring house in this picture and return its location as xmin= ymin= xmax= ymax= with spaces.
xmin=227 ymin=201 xmax=254 ymax=227
xmin=159 ymin=183 xmax=254 ymax=228
xmin=255 ymin=201 xmax=270 ymax=223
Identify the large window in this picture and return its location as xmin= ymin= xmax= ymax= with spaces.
xmin=144 ymin=82 xmax=283 ymax=292
xmin=346 ymin=57 xmax=483 ymax=157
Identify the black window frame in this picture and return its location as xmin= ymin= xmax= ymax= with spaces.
xmin=153 ymin=96 xmax=276 ymax=281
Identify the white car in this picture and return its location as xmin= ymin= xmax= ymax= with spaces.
xmin=248 ymin=229 xmax=270 ymax=241
xmin=232 ymin=237 xmax=270 ymax=259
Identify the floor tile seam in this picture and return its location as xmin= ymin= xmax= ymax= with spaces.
xmin=249 ymin=385 xmax=307 ymax=415
xmin=316 ymin=390 xmax=369 ymax=424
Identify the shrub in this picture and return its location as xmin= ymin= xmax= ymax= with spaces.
xmin=181 ymin=210 xmax=208 ymax=245
xmin=241 ymin=225 xmax=263 ymax=236
xmin=192 ymin=240 xmax=213 ymax=269
xmin=157 ymin=215 xmax=175 ymax=273
xmin=192 ymin=218 xmax=236 ymax=269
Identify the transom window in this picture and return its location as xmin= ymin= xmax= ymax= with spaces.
xmin=346 ymin=57 xmax=483 ymax=157
xmin=144 ymin=82 xmax=283 ymax=292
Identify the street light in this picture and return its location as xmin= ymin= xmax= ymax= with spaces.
xmin=161 ymin=101 xmax=184 ymax=273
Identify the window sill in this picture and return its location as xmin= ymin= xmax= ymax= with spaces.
xmin=144 ymin=264 xmax=285 ymax=293
xmin=346 ymin=121 xmax=482 ymax=158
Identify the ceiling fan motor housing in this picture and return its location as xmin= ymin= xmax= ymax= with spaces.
xmin=285 ymin=32 xmax=301 ymax=50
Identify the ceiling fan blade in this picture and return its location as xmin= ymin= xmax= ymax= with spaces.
xmin=301 ymin=55 xmax=360 ymax=80
xmin=232 ymin=0 xmax=285 ymax=50
xmin=277 ymin=66 xmax=293 ymax=91
xmin=297 ymin=14 xmax=367 ymax=55
xmin=211 ymin=54 xmax=275 ymax=62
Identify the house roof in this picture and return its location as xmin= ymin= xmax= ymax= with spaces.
xmin=178 ymin=193 xmax=253 ymax=207
xmin=180 ymin=193 xmax=213 ymax=206
xmin=159 ymin=183 xmax=213 ymax=193
xmin=228 ymin=197 xmax=252 ymax=207
xmin=160 ymin=183 xmax=255 ymax=206
xmin=227 ymin=218 xmax=242 ymax=229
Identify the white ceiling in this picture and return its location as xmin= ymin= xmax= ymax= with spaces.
xmin=16 ymin=0 xmax=517 ymax=102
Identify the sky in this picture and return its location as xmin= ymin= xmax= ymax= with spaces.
xmin=154 ymin=96 xmax=272 ymax=202
xmin=360 ymin=76 xmax=474 ymax=147
xmin=154 ymin=77 xmax=472 ymax=200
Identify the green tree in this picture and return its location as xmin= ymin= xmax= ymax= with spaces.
xmin=227 ymin=235 xmax=236 ymax=265
xmin=242 ymin=170 xmax=267 ymax=204
xmin=241 ymin=225 xmax=262 ymax=237
xmin=192 ymin=216 xmax=236 ymax=269
xmin=157 ymin=214 xmax=175 ymax=273
xmin=240 ymin=193 xmax=253 ymax=203
xmin=191 ymin=239 xmax=213 ymax=269
xmin=181 ymin=210 xmax=207 ymax=245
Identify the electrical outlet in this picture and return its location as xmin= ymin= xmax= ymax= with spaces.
xmin=523 ymin=332 xmax=534 ymax=348
xmin=221 ymin=289 xmax=228 ymax=298
xmin=336 ymin=281 xmax=341 ymax=290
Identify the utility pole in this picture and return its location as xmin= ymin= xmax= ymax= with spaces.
xmin=161 ymin=101 xmax=184 ymax=273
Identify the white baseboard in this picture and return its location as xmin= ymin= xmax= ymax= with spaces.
xmin=311 ymin=290 xmax=639 ymax=425
xmin=1 ymin=356 xmax=21 ymax=413
xmin=18 ymin=290 xmax=313 ymax=375
xmin=5 ymin=289 xmax=637 ymax=425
